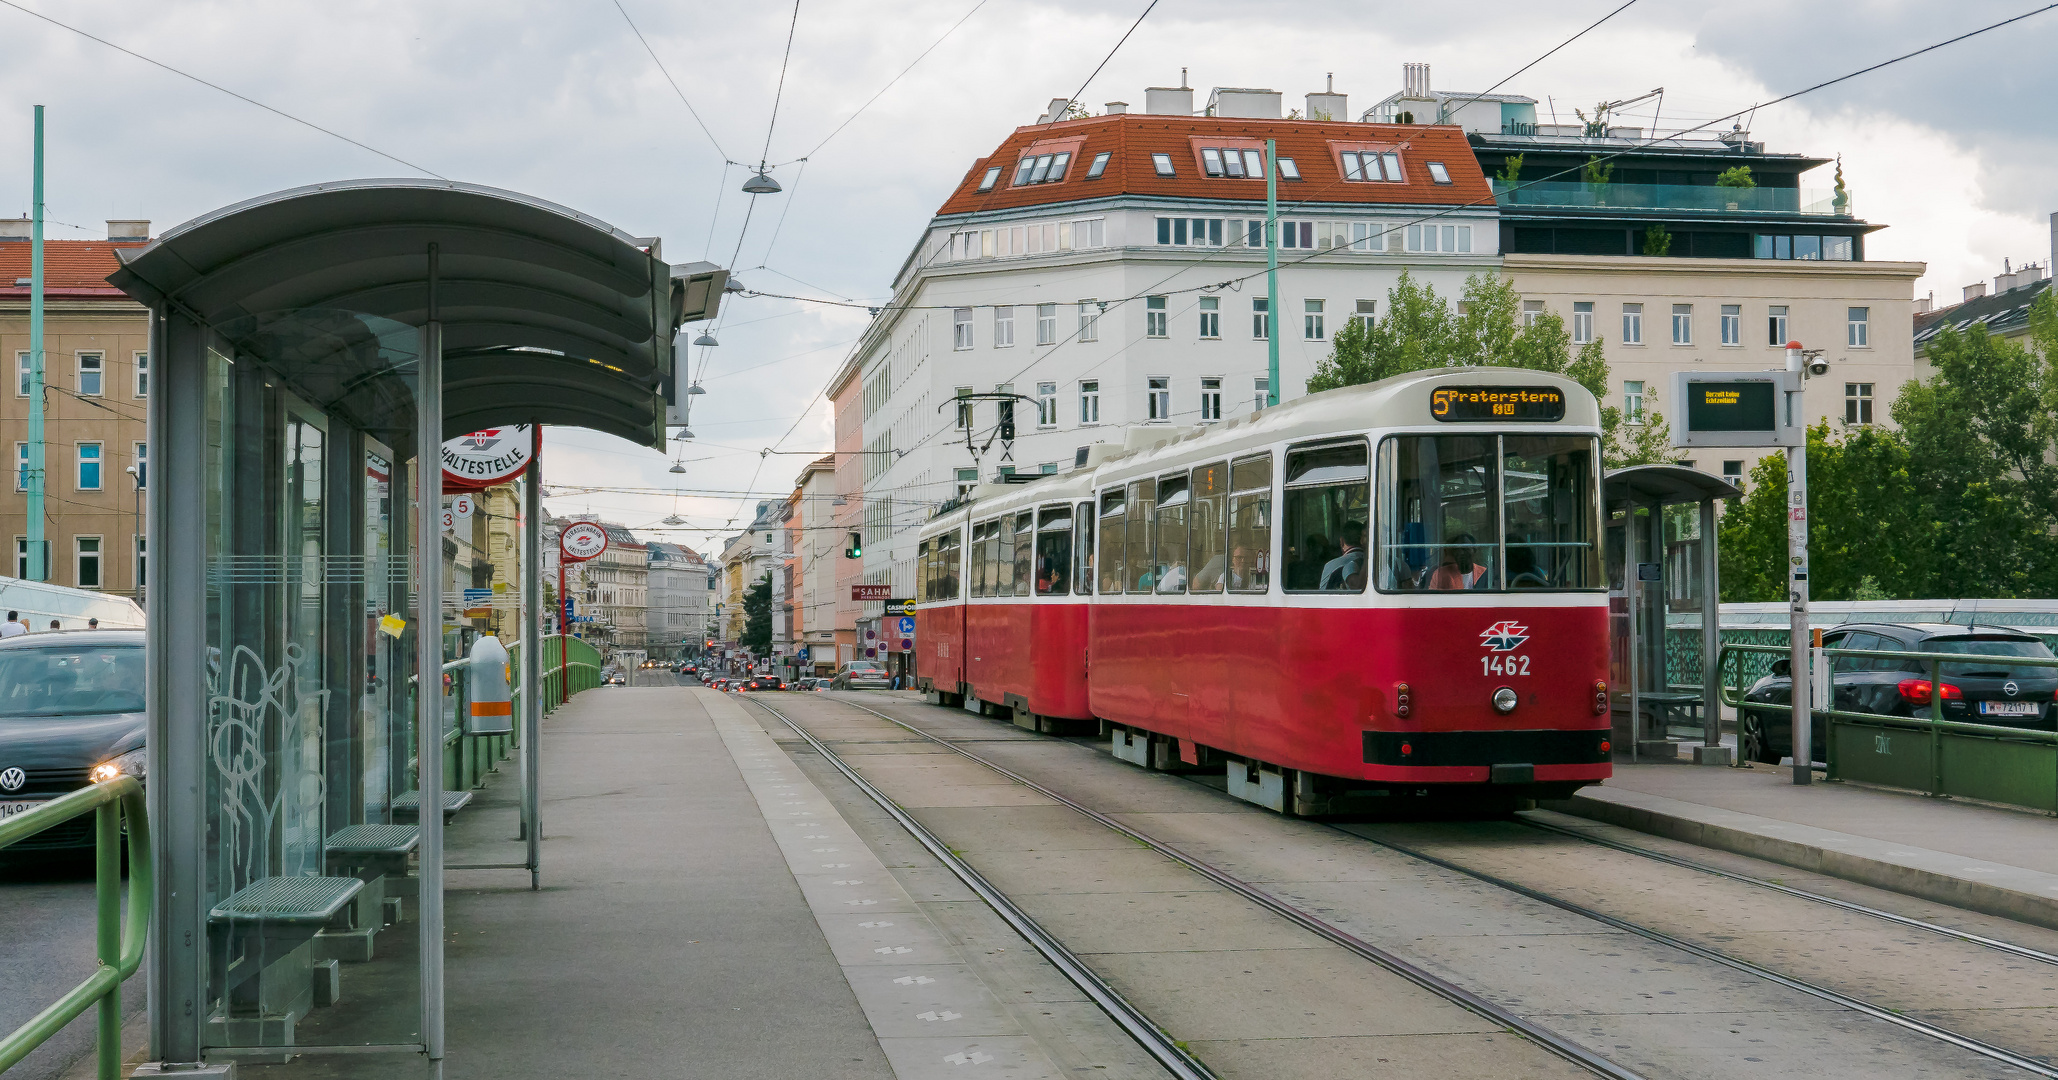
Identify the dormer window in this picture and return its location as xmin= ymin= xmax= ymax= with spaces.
xmin=1011 ymin=157 xmax=1035 ymax=185
xmin=1340 ymin=151 xmax=1404 ymax=182
xmin=1426 ymin=161 xmax=1452 ymax=184
xmin=1152 ymin=153 xmax=1175 ymax=177
xmin=1029 ymin=155 xmax=1055 ymax=183
xmin=1276 ymin=158 xmax=1300 ymax=180
xmin=1240 ymin=149 xmax=1263 ymax=176
xmin=1201 ymin=148 xmax=1224 ymax=177
xmin=977 ymin=166 xmax=1001 ymax=192
xmin=1015 ymin=151 xmax=1073 ymax=186
xmin=1086 ymin=151 xmax=1111 ymax=179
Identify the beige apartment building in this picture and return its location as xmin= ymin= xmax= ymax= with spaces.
xmin=0 ymin=220 xmax=152 ymax=598
xmin=1504 ymin=254 xmax=1926 ymax=484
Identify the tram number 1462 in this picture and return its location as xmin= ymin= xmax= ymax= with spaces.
xmin=1482 ymin=654 xmax=1531 ymax=676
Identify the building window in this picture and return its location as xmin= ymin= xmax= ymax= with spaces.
xmin=1201 ymin=147 xmax=1224 ymax=176
xmin=1722 ymin=460 xmax=1745 ymax=487
xmin=1572 ymin=301 xmax=1594 ymax=344
xmin=1340 ymin=150 xmax=1404 ymax=182
xmin=1521 ymin=299 xmax=1544 ymax=328
xmin=1077 ymin=300 xmax=1099 ymax=342
xmin=1671 ymin=304 xmax=1692 ymax=345
xmin=75 ymin=536 xmax=101 ymax=590
xmin=1086 ymin=152 xmax=1111 ymax=179
xmin=1304 ymin=299 xmax=1325 ymax=340
xmin=1157 ymin=217 xmax=1224 ymax=246
xmin=1254 ymin=377 xmax=1270 ymax=411
xmin=1036 ymin=304 xmax=1057 ymax=345
xmin=1848 ymin=306 xmax=1870 ymax=347
xmin=1079 ymin=380 xmax=1100 ymax=425
xmin=132 ymin=442 xmax=146 ymax=488
xmin=1406 ymin=223 xmax=1472 ymax=253
xmin=952 ymin=307 xmax=973 ymax=350
xmin=1624 ymin=381 xmax=1646 ymax=425
xmin=1151 ymin=152 xmax=1175 ymax=176
xmin=994 ymin=306 xmax=1014 ymax=347
xmin=1275 ymin=158 xmax=1300 ymax=180
xmin=1252 ymin=297 xmax=1269 ymax=339
xmin=955 ymin=386 xmax=973 ymax=429
xmin=1013 ymin=151 xmax=1070 ymax=185
xmin=1621 ymin=303 xmax=1643 ymax=345
xmin=13 ymin=443 xmax=25 ymax=492
xmin=1146 ymin=296 xmax=1167 ymax=337
xmin=1720 ymin=304 xmax=1741 ymax=346
xmin=134 ymin=535 xmax=144 ymax=588
xmin=1037 ymin=381 xmax=1058 ymax=427
xmin=76 ymin=442 xmax=102 ymax=491
xmin=1146 ymin=376 xmax=1171 ymax=422
xmin=955 ymin=468 xmax=978 ymax=499
xmin=1199 ymin=377 xmax=1222 ymax=422
xmin=1426 ymin=161 xmax=1452 ymax=183
xmin=15 ymin=352 xmax=28 ymax=397
xmin=1768 ymin=305 xmax=1789 ymax=346
xmin=1844 ymin=382 xmax=1874 ymax=425
xmin=133 ymin=351 xmax=148 ymax=397
xmin=977 ymin=166 xmax=1001 ymax=192
xmin=12 ymin=537 xmax=23 ymax=579
xmin=1198 ymin=296 xmax=1220 ymax=338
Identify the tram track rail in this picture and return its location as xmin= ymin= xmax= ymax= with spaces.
xmin=811 ymin=691 xmax=2058 ymax=1080
xmin=1514 ymin=816 xmax=2058 ymax=969
xmin=757 ymin=692 xmax=1648 ymax=1080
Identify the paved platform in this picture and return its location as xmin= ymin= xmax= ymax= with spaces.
xmin=1548 ymin=760 xmax=2058 ymax=930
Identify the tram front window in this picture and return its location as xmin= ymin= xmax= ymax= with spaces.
xmin=1282 ymin=441 xmax=1371 ymax=592
xmin=1377 ymin=434 xmax=1599 ymax=591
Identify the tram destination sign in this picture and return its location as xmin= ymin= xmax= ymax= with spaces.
xmin=1672 ymin=371 xmax=1804 ymax=448
xmin=1430 ymin=385 xmax=1566 ymax=422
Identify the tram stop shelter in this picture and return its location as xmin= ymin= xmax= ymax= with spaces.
xmin=109 ymin=179 xmax=724 ymax=1072
xmin=1603 ymin=464 xmax=1740 ymax=764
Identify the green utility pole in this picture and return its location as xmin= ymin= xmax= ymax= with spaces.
xmin=1265 ymin=138 xmax=1279 ymax=408
xmin=27 ymin=106 xmax=46 ymax=581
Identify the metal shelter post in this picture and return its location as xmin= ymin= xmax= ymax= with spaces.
xmin=522 ymin=425 xmax=542 ymax=889
xmin=1700 ymin=497 xmax=1721 ymax=752
xmin=416 ymin=243 xmax=446 ymax=1069
xmin=1627 ymin=496 xmax=1641 ymax=765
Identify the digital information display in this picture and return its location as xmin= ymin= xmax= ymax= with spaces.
xmin=1429 ymin=385 xmax=1567 ymax=422
xmin=1684 ymin=381 xmax=1777 ymax=432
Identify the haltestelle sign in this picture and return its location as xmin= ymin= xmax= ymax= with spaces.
xmin=560 ymin=522 xmax=610 ymax=562
xmin=442 ymin=426 xmax=534 ymax=491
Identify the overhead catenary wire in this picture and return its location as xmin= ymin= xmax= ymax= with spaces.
xmin=0 ymin=0 xmax=446 ymax=179
xmin=784 ymin=0 xmax=995 ymax=162
xmin=612 ymin=0 xmax=732 ymax=161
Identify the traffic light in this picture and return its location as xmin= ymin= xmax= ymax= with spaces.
xmin=845 ymin=530 xmax=863 ymax=558
xmin=998 ymin=400 xmax=1015 ymax=441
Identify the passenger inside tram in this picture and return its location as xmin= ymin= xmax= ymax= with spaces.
xmin=1317 ymin=521 xmax=1367 ymax=590
xmin=1428 ymin=534 xmax=1489 ymax=590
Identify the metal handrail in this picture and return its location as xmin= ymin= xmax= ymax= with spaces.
xmin=0 ymin=776 xmax=151 ymax=1079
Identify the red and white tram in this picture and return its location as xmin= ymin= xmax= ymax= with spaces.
xmin=913 ymin=368 xmax=1611 ymax=814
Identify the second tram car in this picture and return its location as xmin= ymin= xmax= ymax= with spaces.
xmin=913 ymin=368 xmax=1611 ymax=814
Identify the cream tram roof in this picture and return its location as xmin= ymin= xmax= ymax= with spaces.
xmin=926 ymin=367 xmax=1599 ymax=535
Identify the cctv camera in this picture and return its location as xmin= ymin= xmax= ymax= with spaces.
xmin=1808 ymin=358 xmax=1830 ymax=377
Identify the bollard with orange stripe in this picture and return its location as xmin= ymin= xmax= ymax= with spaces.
xmin=465 ymin=634 xmax=515 ymax=735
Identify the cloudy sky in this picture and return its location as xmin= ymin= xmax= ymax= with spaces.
xmin=3 ymin=0 xmax=2050 ymax=553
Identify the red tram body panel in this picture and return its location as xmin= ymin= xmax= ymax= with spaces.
xmin=912 ymin=369 xmax=1614 ymax=809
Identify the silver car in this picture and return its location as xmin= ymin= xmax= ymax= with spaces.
xmin=830 ymin=662 xmax=893 ymax=690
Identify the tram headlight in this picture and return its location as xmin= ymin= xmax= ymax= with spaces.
xmin=1491 ymin=686 xmax=1519 ymax=714
xmin=1393 ymin=682 xmax=1412 ymax=718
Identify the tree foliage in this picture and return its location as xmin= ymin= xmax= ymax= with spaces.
xmin=1715 ymin=165 xmax=1756 ymax=188
xmin=1719 ymin=291 xmax=2058 ymax=600
xmin=1304 ymin=270 xmax=1669 ymax=467
xmin=742 ymin=572 xmax=773 ymax=655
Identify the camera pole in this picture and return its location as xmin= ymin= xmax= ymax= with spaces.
xmin=1784 ymin=340 xmax=1811 ymax=785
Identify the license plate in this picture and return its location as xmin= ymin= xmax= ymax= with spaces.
xmin=0 ymin=800 xmax=47 ymax=820
xmin=1980 ymin=701 xmax=2039 ymax=717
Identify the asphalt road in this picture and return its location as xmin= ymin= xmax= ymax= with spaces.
xmin=0 ymin=851 xmax=144 ymax=1080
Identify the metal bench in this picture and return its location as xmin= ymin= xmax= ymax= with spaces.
xmin=208 ymin=876 xmax=365 ymax=1000
xmin=389 ymin=789 xmax=472 ymax=822
xmin=323 ymin=823 xmax=418 ymax=882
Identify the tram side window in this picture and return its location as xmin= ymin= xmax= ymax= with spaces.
xmin=1227 ymin=453 xmax=1272 ymax=593
xmin=1501 ymin=435 xmax=1600 ymax=589
xmin=994 ymin=516 xmax=1015 ymax=597
xmin=971 ymin=521 xmax=992 ymax=597
xmin=1013 ymin=511 xmax=1035 ymax=596
xmin=1377 ymin=435 xmax=1501 ymax=591
xmin=1097 ymin=490 xmax=1125 ymax=594
xmin=1282 ymin=442 xmax=1370 ymax=592
xmin=1154 ymin=473 xmax=1190 ymax=593
xmin=1125 ymin=480 xmax=1157 ymax=592
xmin=1073 ymin=501 xmax=1095 ymax=595
xmin=938 ymin=530 xmax=961 ymax=600
xmin=1187 ymin=461 xmax=1228 ymax=593
xmin=1036 ymin=506 xmax=1073 ymax=595
xmin=918 ymin=538 xmax=932 ymax=602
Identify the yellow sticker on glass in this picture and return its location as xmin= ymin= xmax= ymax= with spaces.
xmin=379 ymin=613 xmax=407 ymax=639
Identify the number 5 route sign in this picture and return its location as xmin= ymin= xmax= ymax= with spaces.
xmin=560 ymin=522 xmax=609 ymax=562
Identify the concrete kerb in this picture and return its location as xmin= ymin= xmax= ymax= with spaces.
xmin=1543 ymin=785 xmax=2058 ymax=932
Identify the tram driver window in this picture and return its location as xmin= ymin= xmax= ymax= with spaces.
xmin=1501 ymin=435 xmax=1600 ymax=589
xmin=1073 ymin=501 xmax=1095 ymax=595
xmin=1097 ymin=490 xmax=1125 ymax=594
xmin=1282 ymin=441 xmax=1370 ymax=592
xmin=1377 ymin=435 xmax=1499 ymax=590
xmin=1036 ymin=506 xmax=1072 ymax=595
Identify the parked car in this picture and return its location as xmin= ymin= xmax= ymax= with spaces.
xmin=1738 ymin=623 xmax=2058 ymax=764
xmin=0 ymin=630 xmax=147 ymax=852
xmin=830 ymin=661 xmax=893 ymax=690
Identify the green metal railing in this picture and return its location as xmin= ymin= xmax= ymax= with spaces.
xmin=0 ymin=776 xmax=151 ymax=1079
xmin=1719 ymin=643 xmax=2058 ymax=812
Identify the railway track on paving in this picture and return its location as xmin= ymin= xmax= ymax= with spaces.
xmin=744 ymin=693 xmax=1646 ymax=1080
xmin=789 ymin=690 xmax=2058 ymax=1079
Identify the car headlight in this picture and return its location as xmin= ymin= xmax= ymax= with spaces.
xmin=91 ymin=747 xmax=147 ymax=784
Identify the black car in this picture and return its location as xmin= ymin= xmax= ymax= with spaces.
xmin=1739 ymin=623 xmax=2058 ymax=764
xmin=0 ymin=630 xmax=147 ymax=851
xmin=743 ymin=676 xmax=785 ymax=692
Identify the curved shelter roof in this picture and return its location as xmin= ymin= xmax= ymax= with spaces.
xmin=1604 ymin=464 xmax=1741 ymax=509
xmin=108 ymin=179 xmax=723 ymax=449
